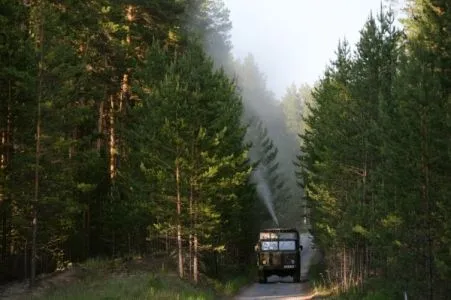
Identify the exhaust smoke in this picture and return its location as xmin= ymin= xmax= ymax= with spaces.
xmin=252 ymin=166 xmax=279 ymax=227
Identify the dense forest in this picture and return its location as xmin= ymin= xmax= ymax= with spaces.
xmin=300 ymin=0 xmax=451 ymax=298
xmin=0 ymin=0 xmax=300 ymax=287
xmin=1 ymin=0 xmax=450 ymax=299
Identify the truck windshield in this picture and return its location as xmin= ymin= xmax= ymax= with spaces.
xmin=279 ymin=241 xmax=296 ymax=250
xmin=261 ymin=241 xmax=278 ymax=251
xmin=261 ymin=240 xmax=296 ymax=251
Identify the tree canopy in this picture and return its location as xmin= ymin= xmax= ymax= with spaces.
xmin=299 ymin=2 xmax=451 ymax=298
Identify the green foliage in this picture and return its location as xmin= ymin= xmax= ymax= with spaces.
xmin=245 ymin=118 xmax=291 ymax=227
xmin=27 ymin=256 xmax=252 ymax=300
xmin=299 ymin=2 xmax=451 ymax=298
xmin=185 ymin=0 xmax=233 ymax=71
xmin=0 ymin=0 xmax=256 ymax=287
xmin=37 ymin=273 xmax=216 ymax=300
xmin=281 ymin=83 xmax=313 ymax=138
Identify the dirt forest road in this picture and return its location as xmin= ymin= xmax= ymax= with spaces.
xmin=235 ymin=233 xmax=317 ymax=300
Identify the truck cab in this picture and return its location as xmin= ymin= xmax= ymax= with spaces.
xmin=255 ymin=228 xmax=303 ymax=283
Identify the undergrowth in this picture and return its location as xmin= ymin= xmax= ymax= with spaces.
xmin=308 ymin=254 xmax=404 ymax=300
xmin=26 ymin=256 xmax=252 ymax=300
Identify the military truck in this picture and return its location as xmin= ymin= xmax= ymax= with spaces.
xmin=255 ymin=228 xmax=303 ymax=283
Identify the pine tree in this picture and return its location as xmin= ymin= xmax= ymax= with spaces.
xmin=246 ymin=118 xmax=284 ymax=227
xmin=0 ymin=0 xmax=36 ymax=281
xmin=299 ymin=4 xmax=451 ymax=297
xmin=184 ymin=0 xmax=233 ymax=71
xmin=124 ymin=42 xmax=253 ymax=281
xmin=389 ymin=1 xmax=451 ymax=297
xmin=282 ymin=83 xmax=305 ymax=136
xmin=300 ymin=37 xmax=373 ymax=288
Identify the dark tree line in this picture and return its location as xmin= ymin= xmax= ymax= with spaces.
xmin=0 ymin=0 xmax=268 ymax=286
xmin=299 ymin=1 xmax=451 ymax=298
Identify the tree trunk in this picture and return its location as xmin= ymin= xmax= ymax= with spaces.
xmin=120 ymin=5 xmax=133 ymax=112
xmin=175 ymin=160 xmax=183 ymax=278
xmin=31 ymin=5 xmax=44 ymax=287
xmin=109 ymin=94 xmax=116 ymax=181
xmin=193 ymin=233 xmax=198 ymax=284
xmin=69 ymin=128 xmax=77 ymax=159
xmin=84 ymin=207 xmax=90 ymax=259
xmin=165 ymin=232 xmax=169 ymax=254
xmin=190 ymin=136 xmax=198 ymax=283
xmin=193 ymin=189 xmax=198 ymax=284
xmin=420 ymin=108 xmax=433 ymax=299
xmin=343 ymin=246 xmax=347 ymax=290
xmin=0 ymin=78 xmax=12 ymax=269
xmin=189 ymin=181 xmax=193 ymax=280
xmin=1 ymin=213 xmax=7 ymax=271
xmin=128 ymin=233 xmax=131 ymax=256
xmin=24 ymin=239 xmax=28 ymax=280
xmin=97 ymin=101 xmax=104 ymax=153
xmin=0 ymin=122 xmax=5 ymax=210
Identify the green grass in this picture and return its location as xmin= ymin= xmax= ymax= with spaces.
xmin=207 ymin=272 xmax=254 ymax=297
xmin=220 ymin=275 xmax=250 ymax=296
xmin=307 ymin=254 xmax=401 ymax=300
xmin=306 ymin=250 xmax=333 ymax=295
xmin=38 ymin=272 xmax=215 ymax=300
xmin=331 ymin=277 xmax=403 ymax=300
xmin=29 ymin=257 xmax=253 ymax=300
xmin=333 ymin=287 xmax=398 ymax=300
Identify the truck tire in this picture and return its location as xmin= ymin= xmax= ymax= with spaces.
xmin=258 ymin=271 xmax=267 ymax=284
xmin=293 ymin=272 xmax=300 ymax=283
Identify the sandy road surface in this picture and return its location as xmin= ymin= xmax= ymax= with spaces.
xmin=234 ymin=275 xmax=312 ymax=300
xmin=235 ymin=233 xmax=316 ymax=300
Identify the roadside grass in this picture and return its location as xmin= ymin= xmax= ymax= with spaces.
xmin=307 ymin=255 xmax=402 ymax=300
xmin=307 ymin=258 xmax=336 ymax=298
xmin=333 ymin=289 xmax=395 ymax=300
xmin=208 ymin=274 xmax=252 ymax=297
xmin=332 ymin=278 xmax=404 ymax=300
xmin=21 ymin=256 xmax=253 ymax=300
xmin=38 ymin=272 xmax=215 ymax=300
xmin=308 ymin=263 xmax=398 ymax=300
xmin=209 ymin=265 xmax=257 ymax=297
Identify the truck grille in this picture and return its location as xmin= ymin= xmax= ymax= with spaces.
xmin=284 ymin=253 xmax=297 ymax=265
xmin=260 ymin=252 xmax=282 ymax=266
xmin=271 ymin=253 xmax=281 ymax=265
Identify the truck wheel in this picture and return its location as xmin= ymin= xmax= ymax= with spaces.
xmin=293 ymin=272 xmax=300 ymax=283
xmin=258 ymin=271 xmax=267 ymax=284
